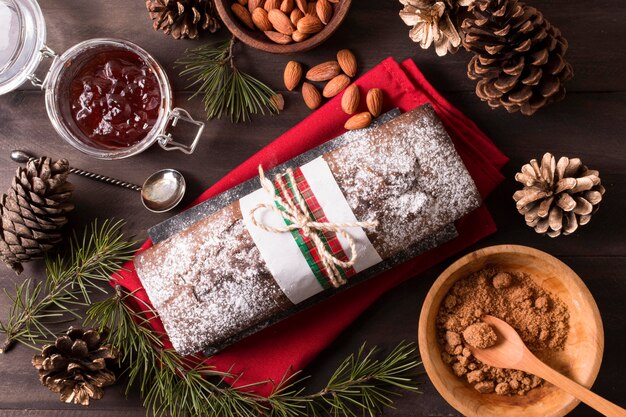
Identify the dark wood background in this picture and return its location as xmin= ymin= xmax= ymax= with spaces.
xmin=0 ymin=0 xmax=624 ymax=415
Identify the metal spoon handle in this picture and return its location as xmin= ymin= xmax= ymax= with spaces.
xmin=10 ymin=150 xmax=142 ymax=192
xmin=68 ymin=167 xmax=142 ymax=192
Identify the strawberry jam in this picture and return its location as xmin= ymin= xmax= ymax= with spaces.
xmin=69 ymin=49 xmax=161 ymax=149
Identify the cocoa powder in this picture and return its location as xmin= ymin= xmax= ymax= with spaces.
xmin=436 ymin=267 xmax=570 ymax=395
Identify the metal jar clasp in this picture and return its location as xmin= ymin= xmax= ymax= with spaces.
xmin=28 ymin=45 xmax=58 ymax=89
xmin=157 ymin=108 xmax=205 ymax=155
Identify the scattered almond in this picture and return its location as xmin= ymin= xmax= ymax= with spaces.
xmin=316 ymin=0 xmax=332 ymax=25
xmin=271 ymin=93 xmax=285 ymax=111
xmin=264 ymin=30 xmax=293 ymax=44
xmin=297 ymin=14 xmax=324 ymax=34
xmin=264 ymin=0 xmax=280 ymax=11
xmin=302 ymin=82 xmax=322 ymax=110
xmin=290 ymin=8 xmax=304 ymax=25
xmin=248 ymin=0 xmax=264 ymax=12
xmin=284 ymin=61 xmax=303 ymax=91
xmin=337 ymin=49 xmax=357 ymax=77
xmin=344 ymin=112 xmax=372 ymax=130
xmin=306 ymin=60 xmax=340 ymax=81
xmin=252 ymin=8 xmax=273 ymax=31
xmin=366 ymin=88 xmax=383 ymax=117
xmin=341 ymin=84 xmax=360 ymax=114
xmin=323 ymin=74 xmax=350 ymax=98
xmin=231 ymin=3 xmax=255 ymax=30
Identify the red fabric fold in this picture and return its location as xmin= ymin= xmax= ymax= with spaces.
xmin=113 ymin=58 xmax=507 ymax=396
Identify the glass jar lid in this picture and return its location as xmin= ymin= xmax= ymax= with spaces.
xmin=0 ymin=0 xmax=46 ymax=95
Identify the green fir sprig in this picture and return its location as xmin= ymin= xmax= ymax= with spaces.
xmin=86 ymin=286 xmax=422 ymax=417
xmin=0 ymin=219 xmax=136 ymax=353
xmin=176 ymin=36 xmax=281 ymax=123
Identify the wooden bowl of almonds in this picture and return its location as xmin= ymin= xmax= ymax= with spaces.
xmin=418 ymin=245 xmax=603 ymax=417
xmin=214 ymin=0 xmax=352 ymax=54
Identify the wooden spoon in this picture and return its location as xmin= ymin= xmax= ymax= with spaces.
xmin=470 ymin=315 xmax=626 ymax=417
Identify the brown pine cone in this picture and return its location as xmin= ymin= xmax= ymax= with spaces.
xmin=462 ymin=0 xmax=573 ymax=115
xmin=400 ymin=0 xmax=473 ymax=56
xmin=146 ymin=0 xmax=220 ymax=39
xmin=0 ymin=157 xmax=74 ymax=274
xmin=32 ymin=327 xmax=118 ymax=406
xmin=513 ymin=153 xmax=605 ymax=237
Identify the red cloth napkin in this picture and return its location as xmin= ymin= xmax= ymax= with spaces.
xmin=113 ymin=57 xmax=508 ymax=396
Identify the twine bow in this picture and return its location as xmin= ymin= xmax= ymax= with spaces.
xmin=249 ymin=165 xmax=379 ymax=288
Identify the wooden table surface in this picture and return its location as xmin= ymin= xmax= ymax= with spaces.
xmin=1 ymin=0 xmax=624 ymax=416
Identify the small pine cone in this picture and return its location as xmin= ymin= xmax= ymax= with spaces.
xmin=513 ymin=153 xmax=605 ymax=237
xmin=32 ymin=327 xmax=119 ymax=406
xmin=399 ymin=0 xmax=473 ymax=56
xmin=0 ymin=157 xmax=74 ymax=274
xmin=146 ymin=0 xmax=221 ymax=39
xmin=462 ymin=0 xmax=573 ymax=115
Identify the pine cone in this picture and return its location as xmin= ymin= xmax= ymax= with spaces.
xmin=0 ymin=157 xmax=74 ymax=274
xmin=32 ymin=327 xmax=118 ymax=406
xmin=399 ymin=0 xmax=473 ymax=56
xmin=513 ymin=153 xmax=605 ymax=237
xmin=462 ymin=0 xmax=573 ymax=115
xmin=146 ymin=0 xmax=220 ymax=39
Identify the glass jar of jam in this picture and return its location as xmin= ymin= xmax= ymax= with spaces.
xmin=0 ymin=0 xmax=204 ymax=160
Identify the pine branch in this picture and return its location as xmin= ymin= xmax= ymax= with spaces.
xmin=0 ymin=219 xmax=136 ymax=353
xmin=176 ymin=36 xmax=281 ymax=123
xmin=85 ymin=286 xmax=422 ymax=417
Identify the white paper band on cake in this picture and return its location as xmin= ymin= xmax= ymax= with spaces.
xmin=240 ymin=157 xmax=382 ymax=305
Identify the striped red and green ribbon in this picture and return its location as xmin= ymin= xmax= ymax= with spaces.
xmin=273 ymin=168 xmax=356 ymax=289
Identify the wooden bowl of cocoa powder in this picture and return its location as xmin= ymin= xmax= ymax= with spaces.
xmin=418 ymin=245 xmax=603 ymax=417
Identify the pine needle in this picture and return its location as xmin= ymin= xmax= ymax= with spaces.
xmin=0 ymin=219 xmax=136 ymax=353
xmin=85 ymin=285 xmax=422 ymax=417
xmin=176 ymin=36 xmax=280 ymax=123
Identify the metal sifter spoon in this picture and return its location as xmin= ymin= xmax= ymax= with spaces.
xmin=10 ymin=150 xmax=186 ymax=213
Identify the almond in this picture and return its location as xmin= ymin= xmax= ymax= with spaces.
xmin=248 ymin=0 xmax=265 ymax=12
xmin=237 ymin=0 xmax=248 ymax=5
xmin=271 ymin=93 xmax=285 ymax=111
xmin=366 ymin=88 xmax=383 ymax=117
xmin=341 ymin=84 xmax=360 ymax=114
xmin=280 ymin=0 xmax=294 ymax=13
xmin=284 ymin=61 xmax=303 ymax=91
xmin=264 ymin=30 xmax=293 ymax=44
xmin=302 ymin=82 xmax=322 ymax=110
xmin=292 ymin=30 xmax=309 ymax=42
xmin=307 ymin=1 xmax=317 ymax=16
xmin=295 ymin=0 xmax=307 ymax=12
xmin=316 ymin=0 xmax=332 ymax=25
xmin=296 ymin=14 xmax=323 ymax=34
xmin=337 ymin=49 xmax=357 ymax=77
xmin=252 ymin=8 xmax=273 ymax=31
xmin=323 ymin=74 xmax=350 ymax=98
xmin=344 ymin=112 xmax=372 ymax=130
xmin=268 ymin=9 xmax=294 ymax=35
xmin=290 ymin=8 xmax=304 ymax=25
xmin=264 ymin=0 xmax=280 ymax=11
xmin=306 ymin=60 xmax=340 ymax=81
xmin=231 ymin=3 xmax=255 ymax=30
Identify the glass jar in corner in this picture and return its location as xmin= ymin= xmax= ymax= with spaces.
xmin=0 ymin=0 xmax=204 ymax=160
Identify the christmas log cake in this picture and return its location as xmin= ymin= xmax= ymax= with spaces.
xmin=134 ymin=105 xmax=482 ymax=355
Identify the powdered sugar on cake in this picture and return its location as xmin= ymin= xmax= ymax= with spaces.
xmin=133 ymin=105 xmax=481 ymax=355
xmin=134 ymin=204 xmax=289 ymax=355
xmin=326 ymin=105 xmax=480 ymax=258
